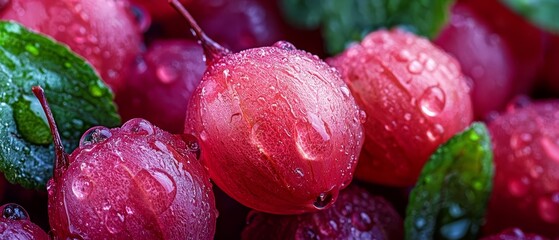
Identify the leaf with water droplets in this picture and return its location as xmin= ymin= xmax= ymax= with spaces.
xmin=405 ymin=122 xmax=494 ymax=240
xmin=0 ymin=21 xmax=120 ymax=188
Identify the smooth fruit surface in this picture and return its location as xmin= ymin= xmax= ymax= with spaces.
xmin=185 ymin=42 xmax=364 ymax=214
xmin=0 ymin=0 xmax=142 ymax=92
xmin=242 ymin=185 xmax=403 ymax=240
xmin=328 ymin=29 xmax=473 ymax=186
xmin=484 ymin=100 xmax=559 ymax=238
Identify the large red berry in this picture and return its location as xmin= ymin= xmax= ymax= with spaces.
xmin=0 ymin=203 xmax=48 ymax=240
xmin=33 ymin=87 xmax=217 ymax=239
xmin=242 ymin=185 xmax=403 ymax=240
xmin=116 ymin=39 xmax=205 ymax=133
xmin=435 ymin=2 xmax=514 ymax=119
xmin=0 ymin=0 xmax=142 ymax=92
xmin=327 ymin=29 xmax=473 ymax=187
xmin=171 ymin=1 xmax=364 ymax=214
xmin=484 ymin=100 xmax=559 ymax=238
xmin=540 ymin=33 xmax=559 ymax=95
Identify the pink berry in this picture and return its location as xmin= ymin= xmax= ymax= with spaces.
xmin=116 ymin=39 xmax=205 ymax=133
xmin=0 ymin=0 xmax=143 ymax=92
xmin=0 ymin=203 xmax=49 ymax=240
xmin=171 ymin=1 xmax=364 ymax=214
xmin=32 ymin=87 xmax=217 ymax=239
xmin=484 ymin=99 xmax=559 ymax=238
xmin=327 ymin=29 xmax=473 ymax=187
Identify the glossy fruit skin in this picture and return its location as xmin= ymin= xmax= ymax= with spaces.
xmin=48 ymin=118 xmax=216 ymax=239
xmin=327 ymin=29 xmax=473 ymax=187
xmin=481 ymin=228 xmax=549 ymax=240
xmin=185 ymin=42 xmax=364 ymax=214
xmin=484 ymin=100 xmax=559 ymax=238
xmin=0 ymin=0 xmax=142 ymax=93
xmin=241 ymin=185 xmax=403 ymax=240
xmin=116 ymin=40 xmax=205 ymax=133
xmin=435 ymin=3 xmax=514 ymax=119
xmin=0 ymin=203 xmax=49 ymax=240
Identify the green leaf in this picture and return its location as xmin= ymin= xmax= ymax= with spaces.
xmin=404 ymin=122 xmax=494 ymax=240
xmin=281 ymin=0 xmax=455 ymax=54
xmin=501 ymin=0 xmax=559 ymax=33
xmin=0 ymin=21 xmax=120 ymax=189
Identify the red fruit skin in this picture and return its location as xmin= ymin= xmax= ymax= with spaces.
xmin=540 ymin=34 xmax=559 ymax=95
xmin=116 ymin=40 xmax=205 ymax=133
xmin=241 ymin=185 xmax=403 ymax=240
xmin=48 ymin=119 xmax=216 ymax=239
xmin=0 ymin=204 xmax=49 ymax=240
xmin=481 ymin=228 xmax=549 ymax=240
xmin=460 ymin=0 xmax=546 ymax=96
xmin=327 ymin=29 xmax=473 ymax=187
xmin=435 ymin=3 xmax=514 ymax=119
xmin=0 ymin=0 xmax=142 ymax=93
xmin=185 ymin=43 xmax=364 ymax=214
xmin=484 ymin=100 xmax=559 ymax=238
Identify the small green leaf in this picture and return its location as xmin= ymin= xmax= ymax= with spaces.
xmin=405 ymin=122 xmax=494 ymax=240
xmin=281 ymin=0 xmax=454 ymax=54
xmin=501 ymin=0 xmax=559 ymax=33
xmin=0 ymin=21 xmax=120 ymax=189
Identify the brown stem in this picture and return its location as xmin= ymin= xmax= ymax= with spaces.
xmin=169 ymin=0 xmax=230 ymax=64
xmin=32 ymin=86 xmax=69 ymax=179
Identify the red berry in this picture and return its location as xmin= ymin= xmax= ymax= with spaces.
xmin=481 ymin=228 xmax=548 ymax=240
xmin=540 ymin=33 xmax=559 ymax=95
xmin=32 ymin=87 xmax=217 ymax=239
xmin=0 ymin=203 xmax=49 ymax=240
xmin=435 ymin=3 xmax=515 ymax=119
xmin=171 ymin=1 xmax=364 ymax=214
xmin=484 ymin=99 xmax=559 ymax=238
xmin=327 ymin=29 xmax=473 ymax=186
xmin=116 ymin=39 xmax=205 ymax=133
xmin=242 ymin=185 xmax=403 ymax=240
xmin=0 ymin=0 xmax=143 ymax=92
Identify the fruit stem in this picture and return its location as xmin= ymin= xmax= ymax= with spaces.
xmin=32 ymin=86 xmax=69 ymax=179
xmin=169 ymin=0 xmax=231 ymax=64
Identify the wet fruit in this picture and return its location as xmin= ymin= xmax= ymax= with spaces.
xmin=481 ymin=228 xmax=548 ymax=240
xmin=0 ymin=203 xmax=48 ymax=240
xmin=242 ymin=185 xmax=403 ymax=240
xmin=484 ymin=99 xmax=559 ymax=238
xmin=0 ymin=0 xmax=143 ymax=92
xmin=172 ymin=0 xmax=365 ymax=214
xmin=327 ymin=29 xmax=473 ymax=187
xmin=33 ymin=86 xmax=217 ymax=239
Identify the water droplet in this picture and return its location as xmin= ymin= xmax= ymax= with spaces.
xmin=156 ymin=64 xmax=178 ymax=84
xmin=2 ymin=204 xmax=28 ymax=220
xmin=404 ymin=113 xmax=412 ymax=121
xmin=295 ymin=113 xmax=332 ymax=160
xmin=396 ymin=49 xmax=413 ymax=62
xmin=222 ymin=69 xmax=230 ymax=80
xmin=71 ymin=175 xmax=92 ymax=200
xmin=419 ymin=86 xmax=446 ymax=117
xmin=538 ymin=196 xmax=559 ymax=223
xmin=294 ymin=168 xmax=304 ymax=177
xmin=439 ymin=219 xmax=470 ymax=240
xmin=352 ymin=212 xmax=373 ymax=231
xmin=79 ymin=126 xmax=112 ymax=148
xmin=121 ymin=118 xmax=154 ymax=135
xmin=541 ymin=137 xmax=559 ymax=162
xmin=133 ymin=169 xmax=177 ymax=214
xmin=426 ymin=124 xmax=445 ymax=142
xmin=272 ymin=41 xmax=296 ymax=50
xmin=199 ymin=130 xmax=208 ymax=141
xmin=313 ymin=192 xmax=333 ymax=209
xmin=448 ymin=203 xmax=464 ymax=218
xmin=415 ymin=217 xmax=426 ymax=229
xmin=104 ymin=208 xmax=124 ymax=234
xmin=425 ymin=58 xmax=437 ymax=71
xmin=408 ymin=60 xmax=423 ymax=74
xmin=358 ymin=110 xmax=367 ymax=123
xmin=182 ymin=134 xmax=201 ymax=159
xmin=508 ymin=177 xmax=529 ymax=197
xmin=340 ymin=86 xmax=351 ymax=98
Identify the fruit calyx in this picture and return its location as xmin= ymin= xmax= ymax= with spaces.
xmin=31 ymin=86 xmax=69 ymax=180
xmin=169 ymin=0 xmax=230 ymax=63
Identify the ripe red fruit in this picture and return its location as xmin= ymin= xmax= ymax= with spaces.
xmin=116 ymin=39 xmax=205 ymax=133
xmin=0 ymin=0 xmax=143 ymax=92
xmin=32 ymin=87 xmax=217 ymax=239
xmin=0 ymin=203 xmax=49 ymax=240
xmin=171 ymin=1 xmax=364 ymax=214
xmin=540 ymin=33 xmax=559 ymax=95
xmin=484 ymin=99 xmax=559 ymax=238
xmin=327 ymin=29 xmax=473 ymax=187
xmin=481 ymin=228 xmax=548 ymax=240
xmin=242 ymin=185 xmax=403 ymax=240
xmin=435 ymin=2 xmax=514 ymax=119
